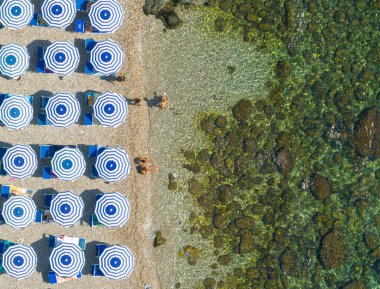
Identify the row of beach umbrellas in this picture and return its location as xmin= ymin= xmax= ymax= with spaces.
xmin=1 ymin=145 xmax=130 ymax=181
xmin=2 ymin=192 xmax=130 ymax=228
xmin=0 ymin=0 xmax=123 ymax=32
xmin=0 ymin=40 xmax=124 ymax=78
xmin=0 ymin=92 xmax=128 ymax=129
xmin=2 ymin=243 xmax=134 ymax=280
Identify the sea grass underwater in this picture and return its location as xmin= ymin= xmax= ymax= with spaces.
xmin=170 ymin=0 xmax=379 ymax=288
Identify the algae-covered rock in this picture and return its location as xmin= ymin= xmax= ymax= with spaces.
xmin=280 ymin=250 xmax=296 ymax=275
xmin=215 ymin=17 xmax=226 ymax=32
xmin=243 ymin=137 xmax=257 ymax=155
xmin=232 ymin=99 xmax=252 ymax=122
xmin=311 ymin=174 xmax=331 ymax=200
xmin=153 ymin=231 xmax=166 ymax=247
xmin=215 ymin=115 xmax=227 ymax=128
xmin=157 ymin=8 xmax=181 ymax=29
xmin=276 ymin=60 xmax=292 ymax=79
xmin=218 ymin=254 xmax=232 ymax=266
xmin=143 ymin=0 xmax=170 ymax=15
xmin=198 ymin=193 xmax=214 ymax=210
xmin=320 ymin=230 xmax=347 ymax=269
xmin=168 ymin=173 xmax=178 ymax=190
xmin=200 ymin=116 xmax=215 ymax=135
xmin=363 ymin=232 xmax=378 ymax=250
xmin=238 ymin=233 xmax=254 ymax=253
xmin=218 ymin=184 xmax=233 ymax=204
xmin=189 ymin=179 xmax=203 ymax=196
xmin=203 ymin=277 xmax=216 ymax=289
xmin=275 ymin=148 xmax=294 ymax=175
xmin=213 ymin=213 xmax=229 ymax=230
xmin=183 ymin=245 xmax=199 ymax=265
xmin=353 ymin=108 xmax=380 ymax=159
xmin=235 ymin=216 xmax=255 ymax=229
xmin=342 ymin=281 xmax=367 ymax=289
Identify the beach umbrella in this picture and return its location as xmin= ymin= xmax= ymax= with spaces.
xmin=0 ymin=44 xmax=29 ymax=79
xmin=0 ymin=95 xmax=33 ymax=130
xmin=45 ymin=93 xmax=80 ymax=127
xmin=0 ymin=0 xmax=34 ymax=30
xmin=89 ymin=0 xmax=124 ymax=34
xmin=95 ymin=147 xmax=130 ymax=182
xmin=51 ymin=147 xmax=85 ymax=181
xmin=50 ymin=243 xmax=85 ymax=277
xmin=95 ymin=192 xmax=130 ymax=228
xmin=50 ymin=191 xmax=84 ymax=227
xmin=99 ymin=245 xmax=134 ymax=280
xmin=90 ymin=39 xmax=124 ymax=76
xmin=2 ymin=195 xmax=36 ymax=229
xmin=41 ymin=0 xmax=76 ymax=29
xmin=93 ymin=92 xmax=128 ymax=128
xmin=44 ymin=41 xmax=79 ymax=75
xmin=2 ymin=144 xmax=37 ymax=179
xmin=3 ymin=244 xmax=37 ymax=279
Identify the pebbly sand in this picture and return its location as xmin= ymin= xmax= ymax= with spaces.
xmin=0 ymin=0 xmax=162 ymax=288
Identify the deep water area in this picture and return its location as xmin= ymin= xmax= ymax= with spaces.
xmin=145 ymin=0 xmax=380 ymax=289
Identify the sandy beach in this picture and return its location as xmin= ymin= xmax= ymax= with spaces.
xmin=0 ymin=0 xmax=161 ymax=288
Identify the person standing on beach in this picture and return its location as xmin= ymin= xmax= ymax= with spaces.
xmin=158 ymin=93 xmax=168 ymax=110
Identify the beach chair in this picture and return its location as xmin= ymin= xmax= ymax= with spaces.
xmin=0 ymin=94 xmax=7 ymax=106
xmin=43 ymin=166 xmax=55 ymax=179
xmin=0 ymin=147 xmax=7 ymax=158
xmin=76 ymin=19 xmax=85 ymax=33
xmin=85 ymin=61 xmax=95 ymax=74
xmin=48 ymin=235 xmax=56 ymax=248
xmin=91 ymin=165 xmax=99 ymax=179
xmin=36 ymin=59 xmax=46 ymax=73
xmin=0 ymin=258 xmax=5 ymax=273
xmin=40 ymin=145 xmax=54 ymax=158
xmin=40 ymin=96 xmax=50 ymax=110
xmin=84 ymin=112 xmax=93 ymax=125
xmin=91 ymin=264 xmax=104 ymax=277
xmin=25 ymin=95 xmax=33 ymax=105
xmin=0 ymin=185 xmax=10 ymax=199
xmin=85 ymin=90 xmax=101 ymax=106
xmin=88 ymin=145 xmax=98 ymax=158
xmin=85 ymin=38 xmax=96 ymax=52
xmin=76 ymin=0 xmax=87 ymax=11
xmin=35 ymin=210 xmax=44 ymax=223
xmin=0 ymin=163 xmax=6 ymax=176
xmin=96 ymin=244 xmax=107 ymax=257
xmin=48 ymin=271 xmax=58 ymax=284
xmin=44 ymin=194 xmax=57 ymax=209
xmin=30 ymin=13 xmax=48 ymax=27
xmin=78 ymin=238 xmax=86 ymax=250
xmin=38 ymin=113 xmax=53 ymax=125
xmin=89 ymin=214 xmax=104 ymax=227
xmin=96 ymin=193 xmax=104 ymax=201
xmin=29 ymin=13 xmax=39 ymax=26
xmin=0 ymin=210 xmax=4 ymax=224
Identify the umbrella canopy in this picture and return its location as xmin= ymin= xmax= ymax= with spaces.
xmin=90 ymin=39 xmax=124 ymax=76
xmin=50 ymin=243 xmax=85 ymax=277
xmin=95 ymin=147 xmax=130 ymax=182
xmin=93 ymin=92 xmax=128 ymax=128
xmin=50 ymin=191 xmax=84 ymax=227
xmin=2 ymin=195 xmax=36 ymax=229
xmin=0 ymin=44 xmax=29 ymax=79
xmin=95 ymin=192 xmax=130 ymax=228
xmin=0 ymin=95 xmax=33 ymax=130
xmin=99 ymin=246 xmax=134 ymax=280
xmin=46 ymin=93 xmax=80 ymax=127
xmin=0 ymin=0 xmax=34 ymax=30
xmin=3 ymin=244 xmax=37 ymax=279
xmin=41 ymin=0 xmax=76 ymax=29
xmin=51 ymin=147 xmax=85 ymax=181
xmin=44 ymin=41 xmax=79 ymax=75
xmin=2 ymin=144 xmax=37 ymax=179
xmin=89 ymin=0 xmax=123 ymax=34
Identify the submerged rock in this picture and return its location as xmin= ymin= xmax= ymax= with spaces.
xmin=183 ymin=245 xmax=199 ymax=265
xmin=232 ymin=99 xmax=252 ymax=122
xmin=320 ymin=230 xmax=347 ymax=269
xmin=275 ymin=148 xmax=294 ymax=175
xmin=153 ymin=231 xmax=166 ymax=247
xmin=143 ymin=0 xmax=170 ymax=15
xmin=353 ymin=108 xmax=380 ymax=159
xmin=203 ymin=277 xmax=216 ymax=289
xmin=235 ymin=216 xmax=255 ymax=229
xmin=311 ymin=174 xmax=330 ymax=200
xmin=168 ymin=173 xmax=178 ymax=190
xmin=238 ymin=233 xmax=254 ymax=253
xmin=189 ymin=179 xmax=203 ymax=196
xmin=215 ymin=17 xmax=226 ymax=32
xmin=157 ymin=9 xmax=181 ymax=29
xmin=213 ymin=213 xmax=229 ymax=230
xmin=363 ymin=232 xmax=378 ymax=250
xmin=280 ymin=250 xmax=296 ymax=275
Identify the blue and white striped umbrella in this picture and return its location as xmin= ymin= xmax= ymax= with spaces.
xmin=0 ymin=0 xmax=34 ymax=30
xmin=99 ymin=245 xmax=134 ymax=280
xmin=44 ymin=41 xmax=79 ymax=75
xmin=50 ymin=191 xmax=84 ymax=227
xmin=95 ymin=192 xmax=130 ymax=228
xmin=3 ymin=244 xmax=37 ymax=279
xmin=3 ymin=144 xmax=37 ymax=179
xmin=41 ymin=0 xmax=76 ymax=29
xmin=89 ymin=0 xmax=123 ymax=34
xmin=0 ymin=44 xmax=29 ymax=79
xmin=46 ymin=93 xmax=80 ymax=127
xmin=0 ymin=95 xmax=33 ymax=130
xmin=94 ymin=92 xmax=128 ymax=128
xmin=50 ymin=243 xmax=85 ymax=277
xmin=51 ymin=147 xmax=86 ymax=181
xmin=95 ymin=147 xmax=130 ymax=182
xmin=90 ymin=40 xmax=124 ymax=76
xmin=2 ymin=195 xmax=36 ymax=229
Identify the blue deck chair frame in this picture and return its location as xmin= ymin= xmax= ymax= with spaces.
xmin=91 ymin=264 xmax=104 ymax=277
xmin=0 ymin=185 xmax=10 ymax=199
xmin=84 ymin=112 xmax=93 ymax=125
xmin=40 ymin=145 xmax=54 ymax=158
xmin=96 ymin=244 xmax=107 ymax=257
xmin=44 ymin=194 xmax=57 ymax=209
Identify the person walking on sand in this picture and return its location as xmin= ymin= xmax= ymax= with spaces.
xmin=158 ymin=93 xmax=168 ymax=110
